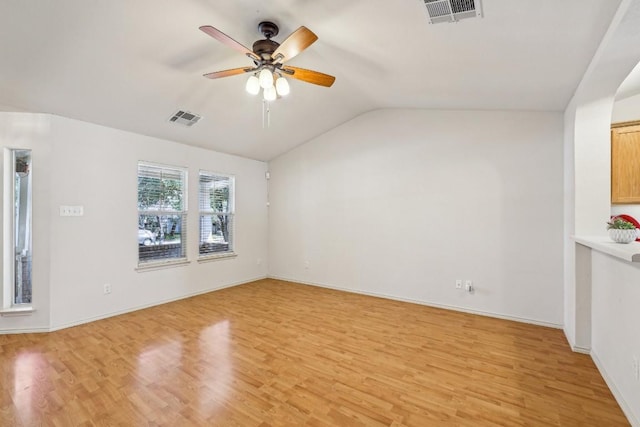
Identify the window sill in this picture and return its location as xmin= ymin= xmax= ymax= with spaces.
xmin=136 ymin=258 xmax=191 ymax=272
xmin=197 ymin=252 xmax=237 ymax=263
xmin=1 ymin=306 xmax=35 ymax=317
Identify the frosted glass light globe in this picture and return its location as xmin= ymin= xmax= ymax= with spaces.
xmin=259 ymin=69 xmax=274 ymax=89
xmin=245 ymin=75 xmax=260 ymax=95
xmin=263 ymin=86 xmax=277 ymax=101
xmin=275 ymin=76 xmax=290 ymax=96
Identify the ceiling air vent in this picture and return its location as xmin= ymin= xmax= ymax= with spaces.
xmin=422 ymin=0 xmax=483 ymax=24
xmin=168 ymin=110 xmax=202 ymax=127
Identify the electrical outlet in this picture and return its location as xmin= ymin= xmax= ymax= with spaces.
xmin=304 ymin=260 xmax=310 ymax=269
xmin=103 ymin=283 xmax=112 ymax=295
xmin=633 ymin=356 xmax=639 ymax=381
xmin=455 ymin=279 xmax=462 ymax=289
xmin=256 ymin=258 xmax=262 ymax=266
xmin=465 ymin=280 xmax=473 ymax=293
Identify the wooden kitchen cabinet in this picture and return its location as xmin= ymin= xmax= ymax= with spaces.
xmin=611 ymin=121 xmax=640 ymax=204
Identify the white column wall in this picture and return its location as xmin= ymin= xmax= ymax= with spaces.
xmin=566 ymin=0 xmax=640 ymax=424
xmin=563 ymin=102 xmax=578 ymax=347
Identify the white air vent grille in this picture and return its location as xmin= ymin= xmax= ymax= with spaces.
xmin=422 ymin=0 xmax=482 ymax=24
xmin=168 ymin=110 xmax=202 ymax=127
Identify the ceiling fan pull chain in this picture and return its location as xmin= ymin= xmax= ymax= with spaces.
xmin=262 ymin=99 xmax=271 ymax=129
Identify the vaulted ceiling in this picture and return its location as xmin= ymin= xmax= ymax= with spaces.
xmin=0 ymin=0 xmax=623 ymax=160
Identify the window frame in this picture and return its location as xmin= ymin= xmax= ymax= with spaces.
xmin=2 ymin=148 xmax=34 ymax=312
xmin=136 ymin=161 xmax=189 ymax=270
xmin=198 ymin=170 xmax=236 ymax=261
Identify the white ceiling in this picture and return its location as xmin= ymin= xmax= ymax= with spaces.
xmin=0 ymin=0 xmax=622 ymax=161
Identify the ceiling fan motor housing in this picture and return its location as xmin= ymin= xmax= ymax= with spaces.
xmin=254 ymin=21 xmax=280 ymax=60
xmin=253 ymin=39 xmax=280 ymax=60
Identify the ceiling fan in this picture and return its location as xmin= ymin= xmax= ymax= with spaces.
xmin=199 ymin=21 xmax=336 ymax=100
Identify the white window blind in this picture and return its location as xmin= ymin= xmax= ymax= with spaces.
xmin=137 ymin=163 xmax=187 ymax=264
xmin=199 ymin=171 xmax=234 ymax=256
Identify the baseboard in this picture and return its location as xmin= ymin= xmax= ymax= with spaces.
xmin=47 ymin=275 xmax=267 ymax=333
xmin=591 ymin=350 xmax=640 ymax=427
xmin=267 ymin=275 xmax=563 ymax=329
xmin=561 ymin=328 xmax=591 ymax=354
xmin=0 ymin=326 xmax=50 ymax=335
xmin=571 ymin=345 xmax=591 ymax=355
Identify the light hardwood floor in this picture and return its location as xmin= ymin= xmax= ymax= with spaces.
xmin=0 ymin=279 xmax=629 ymax=426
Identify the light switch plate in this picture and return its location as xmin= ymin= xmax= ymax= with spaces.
xmin=60 ymin=205 xmax=84 ymax=216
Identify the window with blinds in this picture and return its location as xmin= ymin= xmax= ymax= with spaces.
xmin=3 ymin=149 xmax=33 ymax=307
xmin=199 ymin=171 xmax=234 ymax=257
xmin=137 ymin=162 xmax=187 ymax=264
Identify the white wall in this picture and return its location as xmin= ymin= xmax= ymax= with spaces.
xmin=563 ymin=101 xmax=578 ymax=348
xmin=611 ymin=205 xmax=640 ymax=221
xmin=0 ymin=113 xmax=52 ymax=332
xmin=591 ymin=251 xmax=640 ymax=424
xmin=612 ymin=92 xmax=640 ymax=123
xmin=268 ymin=109 xmax=564 ymax=326
xmin=0 ymin=113 xmax=269 ymax=333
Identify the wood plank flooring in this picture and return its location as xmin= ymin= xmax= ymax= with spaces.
xmin=0 ymin=278 xmax=629 ymax=426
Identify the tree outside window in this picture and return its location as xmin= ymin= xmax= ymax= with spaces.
xmin=199 ymin=172 xmax=234 ymax=256
xmin=137 ymin=163 xmax=187 ymax=263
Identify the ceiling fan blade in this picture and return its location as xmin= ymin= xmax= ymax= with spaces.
xmin=272 ymin=26 xmax=318 ymax=63
xmin=203 ymin=67 xmax=253 ymax=79
xmin=199 ymin=25 xmax=260 ymax=61
xmin=282 ymin=66 xmax=335 ymax=87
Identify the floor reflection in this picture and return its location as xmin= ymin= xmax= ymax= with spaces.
xmin=130 ymin=319 xmax=233 ymax=422
xmin=13 ymin=351 xmax=46 ymax=424
xmin=197 ymin=320 xmax=232 ymax=416
xmin=136 ymin=339 xmax=183 ymax=383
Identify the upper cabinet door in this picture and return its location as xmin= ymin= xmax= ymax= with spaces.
xmin=611 ymin=122 xmax=640 ymax=204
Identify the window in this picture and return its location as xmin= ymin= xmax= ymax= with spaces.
xmin=3 ymin=149 xmax=32 ymax=307
xmin=137 ymin=163 xmax=187 ymax=265
xmin=199 ymin=171 xmax=234 ymax=257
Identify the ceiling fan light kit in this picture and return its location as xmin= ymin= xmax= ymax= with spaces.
xmin=245 ymin=70 xmax=289 ymax=99
xmin=200 ymin=21 xmax=336 ymax=104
